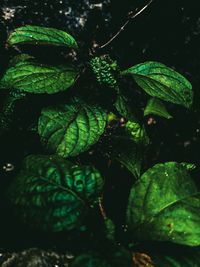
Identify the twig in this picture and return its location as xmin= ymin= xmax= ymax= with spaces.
xmin=99 ymin=0 xmax=155 ymax=50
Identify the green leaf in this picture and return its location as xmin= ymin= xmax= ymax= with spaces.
xmin=114 ymin=95 xmax=138 ymax=122
xmin=114 ymin=141 xmax=143 ymax=179
xmin=38 ymin=98 xmax=107 ymax=157
xmin=144 ymin=97 xmax=172 ymax=119
xmin=122 ymin=61 xmax=193 ymax=108
xmin=111 ymin=128 xmax=144 ymax=179
xmin=7 ymin=154 xmax=104 ymax=232
xmin=72 ymin=253 xmax=111 ymax=267
xmin=125 ymin=121 xmax=149 ymax=146
xmin=151 ymin=247 xmax=200 ymax=267
xmin=7 ymin=25 xmax=78 ymax=49
xmin=0 ymin=58 xmax=78 ymax=94
xmin=127 ymin=162 xmax=200 ymax=246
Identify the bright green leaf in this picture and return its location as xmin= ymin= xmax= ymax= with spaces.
xmin=127 ymin=162 xmax=200 ymax=246
xmin=0 ymin=58 xmax=78 ymax=94
xmin=122 ymin=61 xmax=193 ymax=108
xmin=7 ymin=154 xmax=104 ymax=232
xmin=144 ymin=97 xmax=172 ymax=119
xmin=125 ymin=120 xmax=149 ymax=146
xmin=38 ymin=98 xmax=107 ymax=157
xmin=7 ymin=25 xmax=78 ymax=49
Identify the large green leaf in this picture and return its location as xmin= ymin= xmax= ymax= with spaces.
xmin=7 ymin=155 xmax=103 ymax=232
xmin=38 ymin=98 xmax=107 ymax=157
xmin=122 ymin=61 xmax=193 ymax=108
xmin=144 ymin=97 xmax=172 ymax=119
xmin=0 ymin=58 xmax=78 ymax=94
xmin=127 ymin=162 xmax=200 ymax=246
xmin=7 ymin=25 xmax=78 ymax=49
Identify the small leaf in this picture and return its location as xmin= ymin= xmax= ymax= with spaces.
xmin=127 ymin=162 xmax=200 ymax=246
xmin=125 ymin=121 xmax=149 ymax=146
xmin=114 ymin=95 xmax=138 ymax=122
xmin=7 ymin=154 xmax=104 ymax=232
xmin=112 ymin=128 xmax=144 ymax=179
xmin=114 ymin=141 xmax=143 ymax=179
xmin=38 ymin=98 xmax=107 ymax=157
xmin=144 ymin=97 xmax=172 ymax=119
xmin=8 ymin=25 xmax=78 ymax=49
xmin=122 ymin=61 xmax=193 ymax=108
xmin=180 ymin=162 xmax=196 ymax=171
xmin=0 ymin=58 xmax=78 ymax=94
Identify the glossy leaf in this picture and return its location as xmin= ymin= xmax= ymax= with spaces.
xmin=127 ymin=162 xmax=200 ymax=246
xmin=7 ymin=25 xmax=78 ymax=49
xmin=38 ymin=98 xmax=107 ymax=157
xmin=0 ymin=58 xmax=78 ymax=94
xmin=7 ymin=155 xmax=104 ymax=232
xmin=122 ymin=61 xmax=193 ymax=108
xmin=144 ymin=97 xmax=172 ymax=119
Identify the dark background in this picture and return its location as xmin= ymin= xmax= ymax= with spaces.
xmin=0 ymin=0 xmax=200 ymax=260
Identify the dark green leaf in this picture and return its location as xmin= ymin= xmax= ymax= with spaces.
xmin=122 ymin=61 xmax=193 ymax=108
xmin=38 ymin=98 xmax=107 ymax=157
xmin=7 ymin=155 xmax=104 ymax=232
xmin=151 ymin=247 xmax=200 ymax=267
xmin=144 ymin=97 xmax=172 ymax=119
xmin=180 ymin=162 xmax=196 ymax=171
xmin=114 ymin=95 xmax=138 ymax=122
xmin=0 ymin=58 xmax=78 ymax=94
xmin=7 ymin=25 xmax=78 ymax=49
xmin=71 ymin=248 xmax=132 ymax=267
xmin=112 ymin=128 xmax=144 ymax=179
xmin=127 ymin=162 xmax=200 ymax=246
xmin=114 ymin=141 xmax=143 ymax=179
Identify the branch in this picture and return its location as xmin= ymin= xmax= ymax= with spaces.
xmin=99 ymin=0 xmax=155 ymax=50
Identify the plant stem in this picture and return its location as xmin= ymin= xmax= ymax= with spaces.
xmin=0 ymin=90 xmax=26 ymax=135
xmin=99 ymin=0 xmax=155 ymax=50
xmin=98 ymin=196 xmax=116 ymax=242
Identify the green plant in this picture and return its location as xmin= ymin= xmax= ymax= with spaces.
xmin=0 ymin=23 xmax=199 ymax=266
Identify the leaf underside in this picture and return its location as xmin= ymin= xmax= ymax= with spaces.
xmin=7 ymin=155 xmax=103 ymax=232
